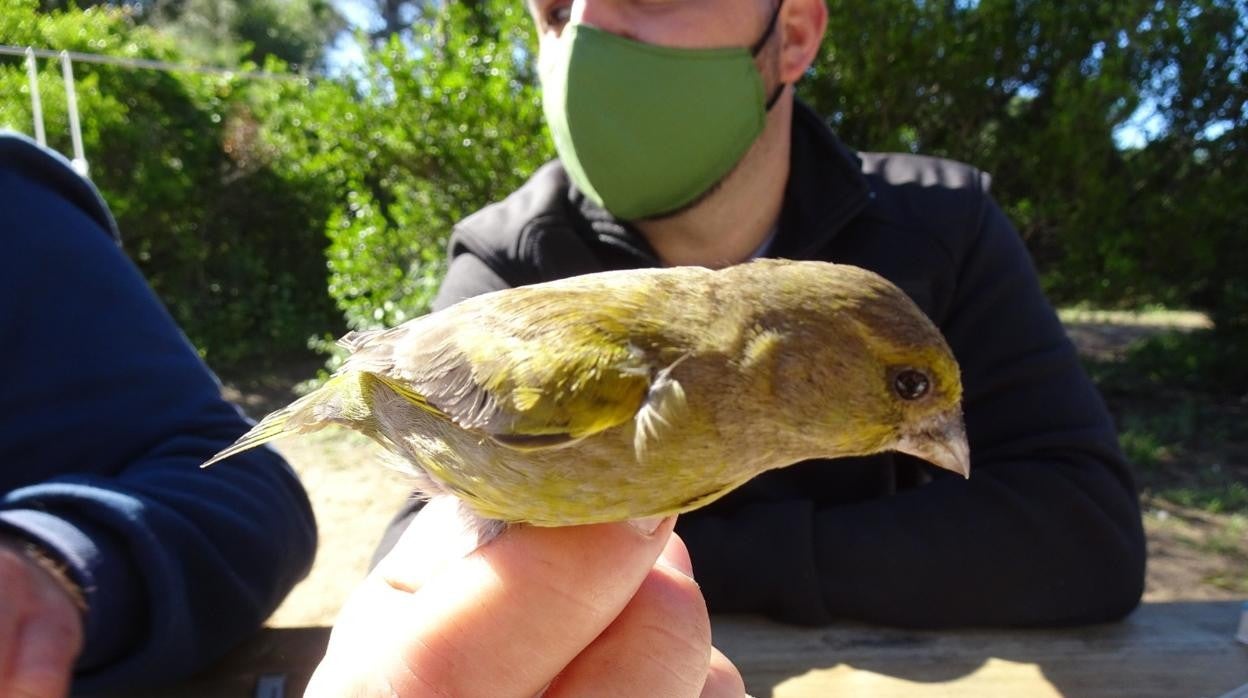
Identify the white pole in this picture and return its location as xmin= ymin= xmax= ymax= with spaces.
xmin=60 ymin=50 xmax=88 ymax=176
xmin=25 ymin=47 xmax=46 ymax=146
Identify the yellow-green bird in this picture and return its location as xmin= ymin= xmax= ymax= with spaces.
xmin=205 ymin=259 xmax=968 ymax=534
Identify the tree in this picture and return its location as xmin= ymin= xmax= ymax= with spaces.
xmin=34 ymin=0 xmax=346 ymax=71
xmin=802 ymin=0 xmax=1245 ymax=321
xmin=312 ymin=0 xmax=550 ymax=331
xmin=8 ymin=0 xmax=1243 ymax=388
xmin=1 ymin=0 xmax=344 ymax=367
xmin=366 ymin=0 xmax=424 ymax=43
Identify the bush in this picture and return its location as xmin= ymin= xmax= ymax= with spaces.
xmin=314 ymin=1 xmax=551 ymax=332
xmin=4 ymin=0 xmax=1243 ymax=385
xmin=802 ymin=0 xmax=1246 ymax=332
xmin=1 ymin=0 xmax=341 ymax=368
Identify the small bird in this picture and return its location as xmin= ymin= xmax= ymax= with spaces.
xmin=205 ymin=259 xmax=968 ymax=538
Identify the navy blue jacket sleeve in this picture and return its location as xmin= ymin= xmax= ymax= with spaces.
xmin=0 ymin=134 xmax=317 ymax=692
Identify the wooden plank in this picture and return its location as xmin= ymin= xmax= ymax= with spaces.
xmin=103 ymin=627 xmax=328 ymax=698
xmin=714 ymin=601 xmax=1248 ymax=697
xmin=102 ymin=601 xmax=1248 ymax=697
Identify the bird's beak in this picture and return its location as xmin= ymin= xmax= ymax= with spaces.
xmin=895 ymin=409 xmax=971 ymax=478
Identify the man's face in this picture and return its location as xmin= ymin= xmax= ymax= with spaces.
xmin=526 ymin=0 xmax=788 ymax=221
xmin=527 ymin=0 xmax=776 ymax=53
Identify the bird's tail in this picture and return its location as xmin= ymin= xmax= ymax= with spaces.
xmin=201 ymin=372 xmax=372 ymax=468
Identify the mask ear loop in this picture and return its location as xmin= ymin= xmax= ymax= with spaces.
xmin=750 ymin=0 xmax=787 ymax=110
xmin=763 ymin=81 xmax=786 ymax=110
xmin=750 ymin=0 xmax=784 ymax=55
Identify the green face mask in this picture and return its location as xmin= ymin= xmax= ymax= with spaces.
xmin=538 ymin=4 xmax=784 ymax=221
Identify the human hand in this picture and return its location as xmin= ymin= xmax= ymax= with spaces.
xmin=307 ymin=498 xmax=745 ymax=697
xmin=0 ymin=536 xmax=85 ymax=698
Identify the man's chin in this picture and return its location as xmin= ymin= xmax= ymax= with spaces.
xmin=636 ymin=174 xmax=730 ymax=223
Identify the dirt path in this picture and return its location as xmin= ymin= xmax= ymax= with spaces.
xmin=263 ymin=434 xmax=412 ymax=627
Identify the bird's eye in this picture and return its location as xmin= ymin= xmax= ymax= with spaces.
xmin=893 ymin=369 xmax=930 ymax=401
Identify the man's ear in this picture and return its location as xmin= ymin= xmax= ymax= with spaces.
xmin=777 ymin=0 xmax=829 ymax=83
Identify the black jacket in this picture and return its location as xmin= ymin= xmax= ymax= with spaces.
xmin=385 ymin=102 xmax=1146 ymax=628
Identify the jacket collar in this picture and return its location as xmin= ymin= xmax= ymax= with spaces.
xmin=569 ymin=99 xmax=871 ymax=264
xmin=771 ymin=100 xmax=872 ymax=259
xmin=570 ymin=184 xmax=660 ymax=264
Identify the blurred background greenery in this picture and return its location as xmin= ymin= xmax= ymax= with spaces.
xmin=1 ymin=0 xmax=1242 ymax=368
xmin=2 ymin=2 xmax=1246 ymax=548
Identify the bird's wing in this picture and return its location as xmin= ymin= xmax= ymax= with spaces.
xmin=339 ymin=286 xmax=657 ymax=448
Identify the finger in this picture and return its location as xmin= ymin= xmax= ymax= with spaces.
xmin=318 ymin=498 xmax=483 ymax=661
xmin=10 ymin=612 xmax=81 ymax=698
xmin=544 ymin=562 xmax=712 ymax=698
xmin=315 ymin=516 xmax=678 ymax=698
xmin=659 ymin=531 xmax=694 ymax=577
xmin=374 ymin=496 xmax=488 ymax=593
xmin=0 ymin=544 xmax=83 ymax=698
xmin=0 ymin=545 xmax=33 ymax=687
xmin=700 ymin=647 xmax=747 ymax=698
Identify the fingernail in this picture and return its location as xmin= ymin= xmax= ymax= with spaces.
xmin=658 ymin=547 xmax=695 ymax=579
xmin=656 ymin=558 xmax=698 ymax=583
xmin=627 ymin=516 xmax=667 ymax=536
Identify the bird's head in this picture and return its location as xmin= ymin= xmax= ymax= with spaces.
xmin=856 ymin=321 xmax=968 ymax=478
xmin=737 ymin=260 xmax=969 ymax=477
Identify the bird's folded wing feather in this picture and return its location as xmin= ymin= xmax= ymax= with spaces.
xmin=339 ymin=287 xmax=655 ymax=446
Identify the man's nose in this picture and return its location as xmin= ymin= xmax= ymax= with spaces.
xmin=570 ymin=1 xmax=637 ymax=40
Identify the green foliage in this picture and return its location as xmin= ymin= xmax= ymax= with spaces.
xmin=802 ymin=0 xmax=1246 ymax=334
xmin=4 ymin=0 xmax=1244 ymax=386
xmin=1112 ymin=397 xmax=1248 ymax=515
xmin=0 ymin=0 xmax=341 ymax=367
xmin=316 ymin=0 xmax=550 ymax=331
xmin=1085 ymin=335 xmax=1248 ymax=515
xmin=34 ymin=0 xmax=346 ymax=70
xmin=1087 ymin=328 xmax=1248 ymax=396
xmin=1164 ymin=483 xmax=1248 ymax=515
xmin=1203 ymin=515 xmax=1248 ymax=555
xmin=353 ymin=0 xmax=428 ymax=45
xmin=0 ymin=0 xmax=549 ymax=368
xmin=151 ymin=0 xmax=346 ymax=71
xmin=1119 ymin=424 xmax=1173 ymax=468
